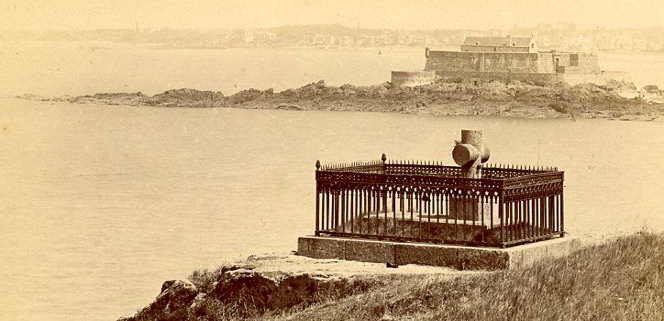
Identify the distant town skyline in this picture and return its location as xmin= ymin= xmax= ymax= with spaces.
xmin=1 ymin=0 xmax=663 ymax=31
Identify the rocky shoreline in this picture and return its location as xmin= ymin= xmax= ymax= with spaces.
xmin=19 ymin=79 xmax=664 ymax=121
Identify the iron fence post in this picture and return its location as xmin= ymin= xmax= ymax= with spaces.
xmin=315 ymin=160 xmax=320 ymax=236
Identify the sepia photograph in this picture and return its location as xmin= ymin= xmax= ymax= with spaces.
xmin=1 ymin=1 xmax=663 ymax=320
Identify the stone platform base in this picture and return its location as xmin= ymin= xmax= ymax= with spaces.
xmin=297 ymin=236 xmax=580 ymax=270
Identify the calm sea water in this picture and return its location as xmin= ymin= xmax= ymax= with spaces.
xmin=1 ymin=42 xmax=664 ymax=321
xmin=1 ymin=41 xmax=664 ymax=98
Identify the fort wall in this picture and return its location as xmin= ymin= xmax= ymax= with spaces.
xmin=461 ymin=45 xmax=531 ymax=53
xmin=435 ymin=70 xmax=564 ymax=86
xmin=553 ymin=52 xmax=600 ymax=74
xmin=538 ymin=52 xmax=556 ymax=73
xmin=424 ymin=51 xmax=545 ymax=74
xmin=424 ymin=49 xmax=599 ymax=85
xmin=391 ymin=71 xmax=436 ymax=87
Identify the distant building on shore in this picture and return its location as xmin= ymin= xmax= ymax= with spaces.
xmin=422 ymin=35 xmax=600 ymax=85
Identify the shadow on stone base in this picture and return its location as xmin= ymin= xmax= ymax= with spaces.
xmin=297 ymin=236 xmax=580 ymax=270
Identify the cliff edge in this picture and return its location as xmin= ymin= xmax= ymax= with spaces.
xmin=117 ymin=254 xmax=466 ymax=321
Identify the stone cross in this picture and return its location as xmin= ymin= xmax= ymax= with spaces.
xmin=452 ymin=130 xmax=490 ymax=178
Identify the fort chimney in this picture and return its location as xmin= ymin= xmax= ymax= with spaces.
xmin=506 ymin=34 xmax=512 ymax=46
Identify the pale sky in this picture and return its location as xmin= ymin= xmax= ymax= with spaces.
xmin=1 ymin=0 xmax=663 ymax=31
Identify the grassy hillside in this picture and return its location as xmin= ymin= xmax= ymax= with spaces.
xmin=120 ymin=232 xmax=664 ymax=321
xmin=260 ymin=232 xmax=664 ymax=321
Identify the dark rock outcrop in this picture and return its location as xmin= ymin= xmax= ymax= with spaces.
xmin=148 ymin=88 xmax=225 ymax=107
xmin=119 ymin=269 xmax=382 ymax=321
xmin=120 ymin=280 xmax=198 ymax=321
xmin=211 ymin=274 xmax=278 ymax=312
xmin=25 ymin=78 xmax=664 ymax=121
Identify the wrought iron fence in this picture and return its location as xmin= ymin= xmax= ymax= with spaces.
xmin=314 ymin=158 xmax=564 ymax=248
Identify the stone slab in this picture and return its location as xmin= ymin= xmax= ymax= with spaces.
xmin=395 ymin=242 xmax=459 ymax=268
xmin=455 ymin=247 xmax=510 ymax=270
xmin=344 ymin=238 xmax=397 ymax=265
xmin=297 ymin=236 xmax=581 ymax=270
xmin=505 ymin=236 xmax=581 ymax=269
xmin=297 ymin=236 xmax=344 ymax=260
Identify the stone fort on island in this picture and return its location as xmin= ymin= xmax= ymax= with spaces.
xmin=392 ymin=35 xmax=601 ymax=87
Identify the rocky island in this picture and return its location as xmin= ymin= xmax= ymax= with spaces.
xmin=21 ymin=79 xmax=664 ymax=121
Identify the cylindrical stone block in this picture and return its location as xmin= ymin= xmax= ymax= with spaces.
xmin=452 ymin=144 xmax=479 ymax=166
xmin=461 ymin=130 xmax=482 ymax=146
xmin=479 ymin=145 xmax=490 ymax=163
